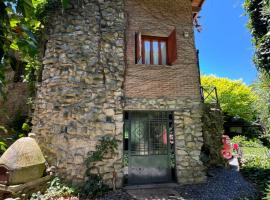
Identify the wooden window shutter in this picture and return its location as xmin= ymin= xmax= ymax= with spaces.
xmin=167 ymin=29 xmax=177 ymax=65
xmin=135 ymin=32 xmax=142 ymax=64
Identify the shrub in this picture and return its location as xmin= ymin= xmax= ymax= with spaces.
xmin=0 ymin=126 xmax=8 ymax=155
xmin=79 ymin=174 xmax=109 ymax=199
xmin=8 ymin=111 xmax=31 ymax=139
xmin=241 ymin=150 xmax=270 ymax=199
xmin=232 ymin=135 xmax=263 ymax=148
xmin=30 ymin=177 xmax=76 ymax=200
xmin=265 ymin=183 xmax=270 ymax=200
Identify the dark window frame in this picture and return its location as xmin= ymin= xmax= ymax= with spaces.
xmin=135 ymin=29 xmax=177 ymax=65
xmin=141 ymin=36 xmax=168 ymax=65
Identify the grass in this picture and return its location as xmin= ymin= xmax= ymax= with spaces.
xmin=242 ymin=147 xmax=269 ymax=158
xmin=240 ymin=145 xmax=270 ymax=200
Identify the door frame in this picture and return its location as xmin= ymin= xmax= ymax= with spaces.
xmin=123 ymin=111 xmax=176 ymax=185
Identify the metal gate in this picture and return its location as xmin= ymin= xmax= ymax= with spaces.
xmin=124 ymin=111 xmax=175 ymax=185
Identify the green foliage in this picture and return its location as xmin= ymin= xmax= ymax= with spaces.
xmin=0 ymin=114 xmax=32 ymax=155
xmin=8 ymin=111 xmax=31 ymax=139
xmin=0 ymin=125 xmax=7 ymax=133
xmin=265 ymin=183 xmax=270 ymax=200
xmin=241 ymin=146 xmax=270 ymax=199
xmin=30 ymin=177 xmax=76 ymax=200
xmin=252 ymin=73 xmax=270 ymax=145
xmin=201 ymin=75 xmax=258 ymax=121
xmin=85 ymin=135 xmax=118 ymax=165
xmin=22 ymin=122 xmax=30 ymax=132
xmin=81 ymin=135 xmax=118 ymax=199
xmin=244 ymin=0 xmax=270 ymax=74
xmin=0 ymin=0 xmax=44 ymax=97
xmin=0 ymin=141 xmax=7 ymax=154
xmin=0 ymin=0 xmax=71 ymax=99
xmin=232 ymin=135 xmax=264 ymax=148
xmin=0 ymin=126 xmax=8 ymax=154
xmin=80 ymin=174 xmax=110 ymax=199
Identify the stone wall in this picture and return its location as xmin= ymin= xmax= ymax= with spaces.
xmin=201 ymin=104 xmax=225 ymax=166
xmin=125 ymin=97 xmax=206 ymax=184
xmin=32 ymin=0 xmax=126 ymax=187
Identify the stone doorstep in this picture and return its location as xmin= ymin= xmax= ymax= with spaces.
xmin=0 ymin=175 xmax=52 ymax=194
xmin=124 ymin=184 xmax=181 ymax=200
xmin=124 ymin=183 xmax=179 ymax=190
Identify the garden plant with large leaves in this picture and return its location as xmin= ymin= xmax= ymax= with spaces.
xmin=0 ymin=0 xmax=69 ymax=99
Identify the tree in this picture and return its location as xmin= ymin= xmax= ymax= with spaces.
xmin=252 ymin=73 xmax=270 ymax=136
xmin=0 ymin=0 xmax=45 ymax=98
xmin=201 ymin=75 xmax=258 ymax=121
xmin=245 ymin=0 xmax=270 ymax=142
xmin=0 ymin=0 xmax=68 ymax=99
xmin=244 ymin=0 xmax=270 ymax=74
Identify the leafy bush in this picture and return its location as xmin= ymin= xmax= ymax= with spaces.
xmin=79 ymin=174 xmax=109 ymax=199
xmin=241 ymin=147 xmax=270 ymax=199
xmin=0 ymin=114 xmax=32 ymax=155
xmin=30 ymin=177 xmax=76 ymax=200
xmin=232 ymin=135 xmax=263 ymax=148
xmin=0 ymin=141 xmax=7 ymax=154
xmin=265 ymin=183 xmax=270 ymax=200
xmin=0 ymin=126 xmax=8 ymax=154
xmin=8 ymin=111 xmax=31 ymax=139
xmin=201 ymin=75 xmax=257 ymax=121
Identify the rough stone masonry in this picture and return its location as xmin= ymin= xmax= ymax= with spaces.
xmin=32 ymin=0 xmax=208 ymax=187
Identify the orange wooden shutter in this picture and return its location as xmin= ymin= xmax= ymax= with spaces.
xmin=167 ymin=29 xmax=177 ymax=65
xmin=135 ymin=32 xmax=142 ymax=64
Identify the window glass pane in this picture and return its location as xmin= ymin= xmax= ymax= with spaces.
xmin=161 ymin=42 xmax=167 ymax=65
xmin=144 ymin=40 xmax=150 ymax=64
xmin=153 ymin=41 xmax=159 ymax=65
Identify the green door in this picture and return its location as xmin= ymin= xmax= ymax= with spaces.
xmin=125 ymin=112 xmax=173 ymax=185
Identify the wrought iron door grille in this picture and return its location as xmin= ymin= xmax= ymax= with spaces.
xmin=123 ymin=111 xmax=176 ymax=185
xmin=125 ymin=112 xmax=171 ymax=156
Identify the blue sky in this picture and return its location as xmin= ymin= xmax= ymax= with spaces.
xmin=195 ymin=0 xmax=258 ymax=85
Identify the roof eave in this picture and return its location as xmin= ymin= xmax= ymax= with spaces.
xmin=192 ymin=0 xmax=205 ymax=19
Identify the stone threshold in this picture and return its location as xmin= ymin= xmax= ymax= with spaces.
xmin=124 ymin=183 xmax=179 ymax=190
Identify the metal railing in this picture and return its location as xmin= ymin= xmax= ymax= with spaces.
xmin=200 ymin=86 xmax=219 ymax=105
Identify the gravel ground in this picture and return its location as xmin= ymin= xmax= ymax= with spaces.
xmin=103 ymin=166 xmax=255 ymax=200
xmin=174 ymin=167 xmax=255 ymax=200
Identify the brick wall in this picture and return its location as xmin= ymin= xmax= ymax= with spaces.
xmin=124 ymin=0 xmax=200 ymax=100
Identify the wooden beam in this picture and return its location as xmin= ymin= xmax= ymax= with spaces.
xmin=192 ymin=6 xmax=201 ymax=13
xmin=192 ymin=0 xmax=205 ymax=8
xmin=192 ymin=0 xmax=205 ymax=19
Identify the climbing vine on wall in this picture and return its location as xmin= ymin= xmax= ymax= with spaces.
xmin=85 ymin=136 xmax=118 ymax=165
xmin=81 ymin=136 xmax=118 ymax=199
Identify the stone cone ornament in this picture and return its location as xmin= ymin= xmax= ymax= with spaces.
xmin=0 ymin=137 xmax=46 ymax=185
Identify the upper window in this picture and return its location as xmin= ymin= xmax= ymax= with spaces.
xmin=135 ymin=29 xmax=177 ymax=65
xmin=141 ymin=36 xmax=167 ymax=65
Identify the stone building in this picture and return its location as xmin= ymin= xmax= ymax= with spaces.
xmin=32 ymin=0 xmax=210 ymax=187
